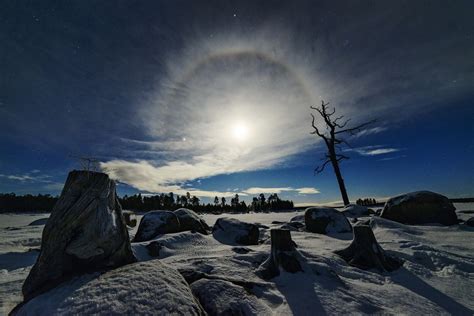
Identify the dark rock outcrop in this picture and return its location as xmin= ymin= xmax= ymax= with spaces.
xmin=174 ymin=208 xmax=210 ymax=234
xmin=133 ymin=211 xmax=180 ymax=242
xmin=212 ymin=217 xmax=259 ymax=245
xmin=305 ymin=207 xmax=352 ymax=234
xmin=380 ymin=191 xmax=457 ymax=225
xmin=22 ymin=171 xmax=135 ymax=301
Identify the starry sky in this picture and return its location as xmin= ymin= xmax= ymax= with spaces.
xmin=1 ymin=1 xmax=473 ymax=204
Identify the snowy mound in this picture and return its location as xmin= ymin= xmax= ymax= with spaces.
xmin=191 ymin=278 xmax=272 ymax=315
xmin=133 ymin=211 xmax=180 ymax=242
xmin=342 ymin=204 xmax=370 ymax=218
xmin=174 ymin=208 xmax=210 ymax=234
xmin=381 ymin=191 xmax=458 ymax=225
xmin=3 ymin=209 xmax=474 ymax=315
xmin=15 ymin=260 xmax=204 ymax=315
xmin=305 ymin=207 xmax=352 ymax=234
xmin=212 ymin=217 xmax=259 ymax=245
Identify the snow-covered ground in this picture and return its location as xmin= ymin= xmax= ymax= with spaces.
xmin=1 ymin=204 xmax=473 ymax=315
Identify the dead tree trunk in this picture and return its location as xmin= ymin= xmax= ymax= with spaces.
xmin=330 ymin=149 xmax=350 ymax=206
xmin=310 ymin=101 xmax=375 ymax=206
xmin=256 ymin=229 xmax=303 ymax=279
xmin=334 ymin=225 xmax=402 ymax=272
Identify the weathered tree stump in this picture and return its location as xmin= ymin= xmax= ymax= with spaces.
xmin=22 ymin=170 xmax=136 ymax=301
xmin=334 ymin=225 xmax=402 ymax=272
xmin=256 ymin=229 xmax=303 ymax=279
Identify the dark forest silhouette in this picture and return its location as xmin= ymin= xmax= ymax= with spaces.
xmin=0 ymin=192 xmax=294 ymax=214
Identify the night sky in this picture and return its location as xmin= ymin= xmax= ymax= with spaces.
xmin=1 ymin=1 xmax=473 ymax=204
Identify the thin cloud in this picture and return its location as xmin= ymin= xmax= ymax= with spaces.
xmin=296 ymin=187 xmax=320 ymax=194
xmin=242 ymin=187 xmax=320 ymax=195
xmin=378 ymin=155 xmax=407 ymax=161
xmin=347 ymin=145 xmax=401 ymax=156
xmin=0 ymin=173 xmax=52 ymax=183
xmin=353 ymin=126 xmax=388 ymax=138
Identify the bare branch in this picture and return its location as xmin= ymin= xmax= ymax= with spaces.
xmin=315 ymin=159 xmax=331 ymax=174
xmin=336 ymin=154 xmax=350 ymax=162
xmin=334 ymin=137 xmax=352 ymax=148
xmin=310 ymin=113 xmax=327 ymax=140
xmin=335 ymin=119 xmax=377 ymax=135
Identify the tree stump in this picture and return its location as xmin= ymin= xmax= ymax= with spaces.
xmin=334 ymin=225 xmax=402 ymax=272
xmin=256 ymin=229 xmax=303 ymax=279
xmin=22 ymin=170 xmax=136 ymax=301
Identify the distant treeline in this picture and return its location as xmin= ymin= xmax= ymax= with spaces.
xmin=0 ymin=193 xmax=59 ymax=213
xmin=1 ymin=192 xmax=471 ymax=213
xmin=356 ymin=198 xmax=379 ymax=206
xmin=0 ymin=192 xmax=294 ymax=214
xmin=120 ymin=192 xmax=294 ymax=214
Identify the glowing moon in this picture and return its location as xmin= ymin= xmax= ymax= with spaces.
xmin=231 ymin=122 xmax=249 ymax=141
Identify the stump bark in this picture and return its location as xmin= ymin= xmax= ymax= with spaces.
xmin=256 ymin=229 xmax=303 ymax=279
xmin=22 ymin=170 xmax=136 ymax=301
xmin=334 ymin=225 xmax=402 ymax=272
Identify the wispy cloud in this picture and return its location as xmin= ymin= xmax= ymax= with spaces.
xmin=353 ymin=126 xmax=388 ymax=138
xmin=347 ymin=145 xmax=401 ymax=156
xmin=378 ymin=155 xmax=407 ymax=161
xmin=0 ymin=172 xmax=52 ymax=183
xmin=295 ymin=187 xmax=320 ymax=194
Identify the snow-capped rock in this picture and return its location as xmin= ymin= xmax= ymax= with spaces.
xmin=16 ymin=260 xmax=205 ymax=315
xmin=133 ymin=211 xmax=180 ymax=242
xmin=304 ymin=207 xmax=352 ymax=234
xmin=22 ymin=170 xmax=135 ymax=301
xmin=381 ymin=191 xmax=458 ymax=225
xmin=174 ymin=208 xmax=210 ymax=234
xmin=191 ymin=278 xmax=271 ymax=315
xmin=342 ymin=204 xmax=370 ymax=218
xmin=212 ymin=217 xmax=259 ymax=245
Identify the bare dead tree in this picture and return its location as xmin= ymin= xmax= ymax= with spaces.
xmin=310 ymin=101 xmax=375 ymax=206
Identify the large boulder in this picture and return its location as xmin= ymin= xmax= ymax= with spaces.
xmin=22 ymin=171 xmax=135 ymax=301
xmin=212 ymin=217 xmax=259 ymax=245
xmin=191 ymin=279 xmax=271 ymax=315
xmin=305 ymin=207 xmax=352 ymax=234
xmin=380 ymin=191 xmax=458 ymax=225
xmin=174 ymin=208 xmax=210 ymax=234
xmin=342 ymin=204 xmax=370 ymax=218
xmin=15 ymin=260 xmax=205 ymax=315
xmin=133 ymin=211 xmax=180 ymax=242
